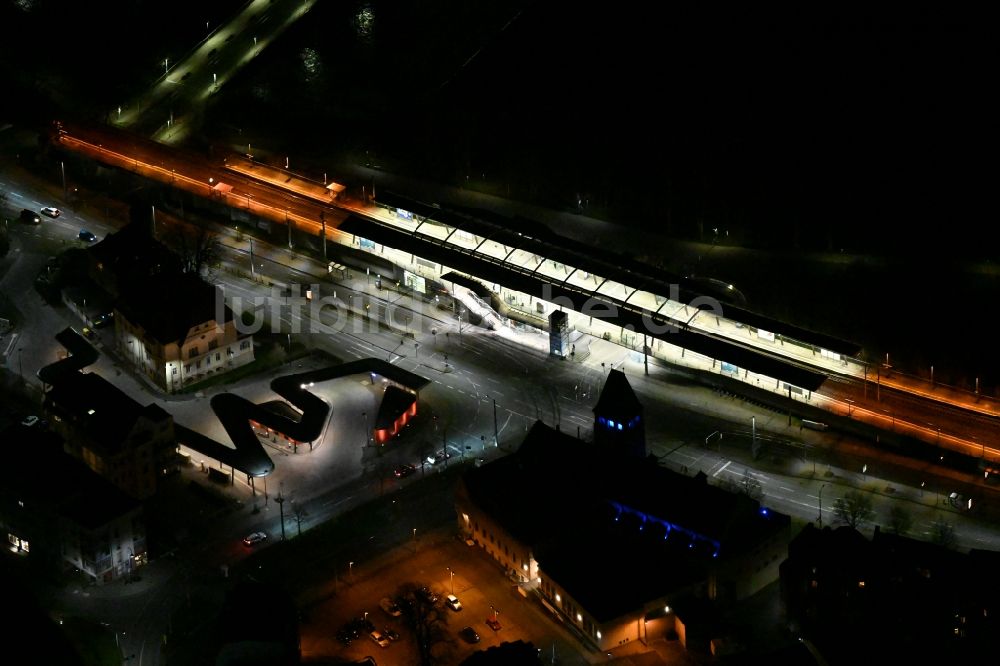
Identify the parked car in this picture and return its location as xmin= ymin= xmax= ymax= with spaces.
xmin=242 ymin=531 xmax=267 ymax=546
xmin=41 ymin=207 xmax=61 ymax=218
xmin=21 ymin=415 xmax=39 ymax=427
xmin=425 ymin=451 xmax=452 ymax=466
xmin=445 ymin=594 xmax=462 ymax=611
xmin=369 ymin=630 xmax=391 ymax=648
xmin=78 ymin=229 xmax=97 ymax=243
xmin=383 ymin=627 xmax=400 ymax=642
xmin=416 ymin=586 xmax=439 ymax=605
xmin=335 ymin=629 xmax=353 ymax=646
xmin=92 ymin=312 xmax=114 ymax=328
xmin=394 ymin=463 xmax=416 ymax=478
xmin=485 ymin=617 xmax=502 ymax=631
xmin=380 ymin=597 xmax=402 ymax=617
xmin=459 ymin=626 xmax=480 ymax=644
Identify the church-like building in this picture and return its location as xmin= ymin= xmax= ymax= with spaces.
xmin=454 ymin=369 xmax=790 ymax=652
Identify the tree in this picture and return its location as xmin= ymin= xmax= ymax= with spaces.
xmin=887 ymin=505 xmax=913 ymax=536
xmin=833 ymin=490 xmax=874 ymax=529
xmin=163 ymin=224 xmax=220 ymax=276
xmin=395 ymin=582 xmax=452 ymax=666
xmin=740 ymin=467 xmax=764 ymax=501
xmin=291 ymin=501 xmax=308 ymax=537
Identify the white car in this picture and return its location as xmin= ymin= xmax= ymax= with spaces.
xmin=40 ymin=207 xmax=61 ymax=218
xmin=369 ymin=630 xmax=391 ymax=648
xmin=242 ymin=531 xmax=267 ymax=546
xmin=445 ymin=594 xmax=462 ymax=611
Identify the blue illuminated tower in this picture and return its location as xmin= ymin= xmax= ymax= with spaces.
xmin=593 ymin=369 xmax=645 ymax=458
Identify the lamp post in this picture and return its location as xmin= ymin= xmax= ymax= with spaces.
xmin=275 ymin=487 xmax=286 ymax=541
xmin=447 ymin=567 xmax=455 ymax=595
xmin=362 ymin=412 xmax=369 ymax=448
xmin=249 ymin=237 xmax=255 ymax=277
xmin=320 ymin=211 xmax=327 ymax=259
xmin=349 ymin=561 xmax=354 ymax=581
xmin=818 ymin=483 xmax=828 ymax=527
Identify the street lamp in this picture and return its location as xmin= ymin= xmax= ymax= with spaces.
xmin=349 ymin=561 xmax=354 ymax=580
xmin=818 ymin=483 xmax=828 ymax=527
xmin=362 ymin=412 xmax=369 ymax=448
xmin=447 ymin=567 xmax=455 ymax=594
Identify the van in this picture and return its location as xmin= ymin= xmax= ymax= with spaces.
xmin=20 ymin=209 xmax=40 ymax=224
xmin=802 ymin=419 xmax=828 ymax=431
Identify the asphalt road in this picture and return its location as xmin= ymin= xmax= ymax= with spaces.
xmin=5 ymin=162 xmax=1000 ymax=665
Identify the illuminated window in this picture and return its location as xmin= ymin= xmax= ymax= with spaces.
xmin=858 ymin=581 xmax=865 ymax=589
xmin=617 ymin=423 xmax=622 ymax=431
xmin=576 ymin=613 xmax=582 ymax=622
xmin=555 ymin=594 xmax=561 ymax=603
xmin=597 ymin=630 xmax=602 ymax=639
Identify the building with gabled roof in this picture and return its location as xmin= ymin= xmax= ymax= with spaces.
xmin=780 ymin=523 xmax=1000 ymax=663
xmin=43 ymin=371 xmax=175 ymax=499
xmin=87 ymin=222 xmax=180 ymax=298
xmin=0 ymin=422 xmax=146 ymax=583
xmin=114 ymin=270 xmax=254 ymax=392
xmin=455 ymin=371 xmax=790 ymax=652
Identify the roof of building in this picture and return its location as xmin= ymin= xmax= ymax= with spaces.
xmin=44 ymin=371 xmax=170 ymax=454
xmin=536 ymin=513 xmax=712 ymax=622
xmin=88 ymin=222 xmax=180 ymax=289
xmin=37 ymin=327 xmax=100 ymax=385
xmin=593 ymin=369 xmax=643 ymax=418
xmin=340 ymin=214 xmax=828 ymax=391
xmin=374 ymin=191 xmax=861 ymax=357
xmin=376 ymin=385 xmax=417 ymax=429
xmin=3 ymin=424 xmax=140 ymax=529
xmin=116 ymin=271 xmax=233 ymax=345
xmin=462 ymin=421 xmax=789 ymax=619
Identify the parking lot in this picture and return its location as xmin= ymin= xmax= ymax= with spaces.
xmin=299 ymin=525 xmax=593 ymax=665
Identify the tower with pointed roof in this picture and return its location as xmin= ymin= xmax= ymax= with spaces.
xmin=593 ymin=368 xmax=645 ymax=458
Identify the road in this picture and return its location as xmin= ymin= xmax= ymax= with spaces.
xmin=5 ymin=162 xmax=1000 ymax=665
xmin=48 ymin=122 xmax=1000 ymax=466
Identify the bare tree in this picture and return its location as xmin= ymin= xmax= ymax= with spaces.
xmin=887 ymin=505 xmax=913 ymax=536
xmin=163 ymin=224 xmax=220 ymax=276
xmin=291 ymin=501 xmax=308 ymax=537
xmin=740 ymin=468 xmax=764 ymax=501
xmin=395 ymin=582 xmax=452 ymax=666
xmin=833 ymin=490 xmax=874 ymax=529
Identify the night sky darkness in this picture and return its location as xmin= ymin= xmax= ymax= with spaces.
xmin=0 ymin=2 xmax=996 ymax=380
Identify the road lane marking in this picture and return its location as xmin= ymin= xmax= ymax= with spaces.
xmin=713 ymin=460 xmax=732 ymax=478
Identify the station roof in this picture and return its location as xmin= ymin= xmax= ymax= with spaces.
xmin=374 ymin=191 xmax=860 ymax=357
xmin=341 ymin=214 xmax=827 ymax=391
